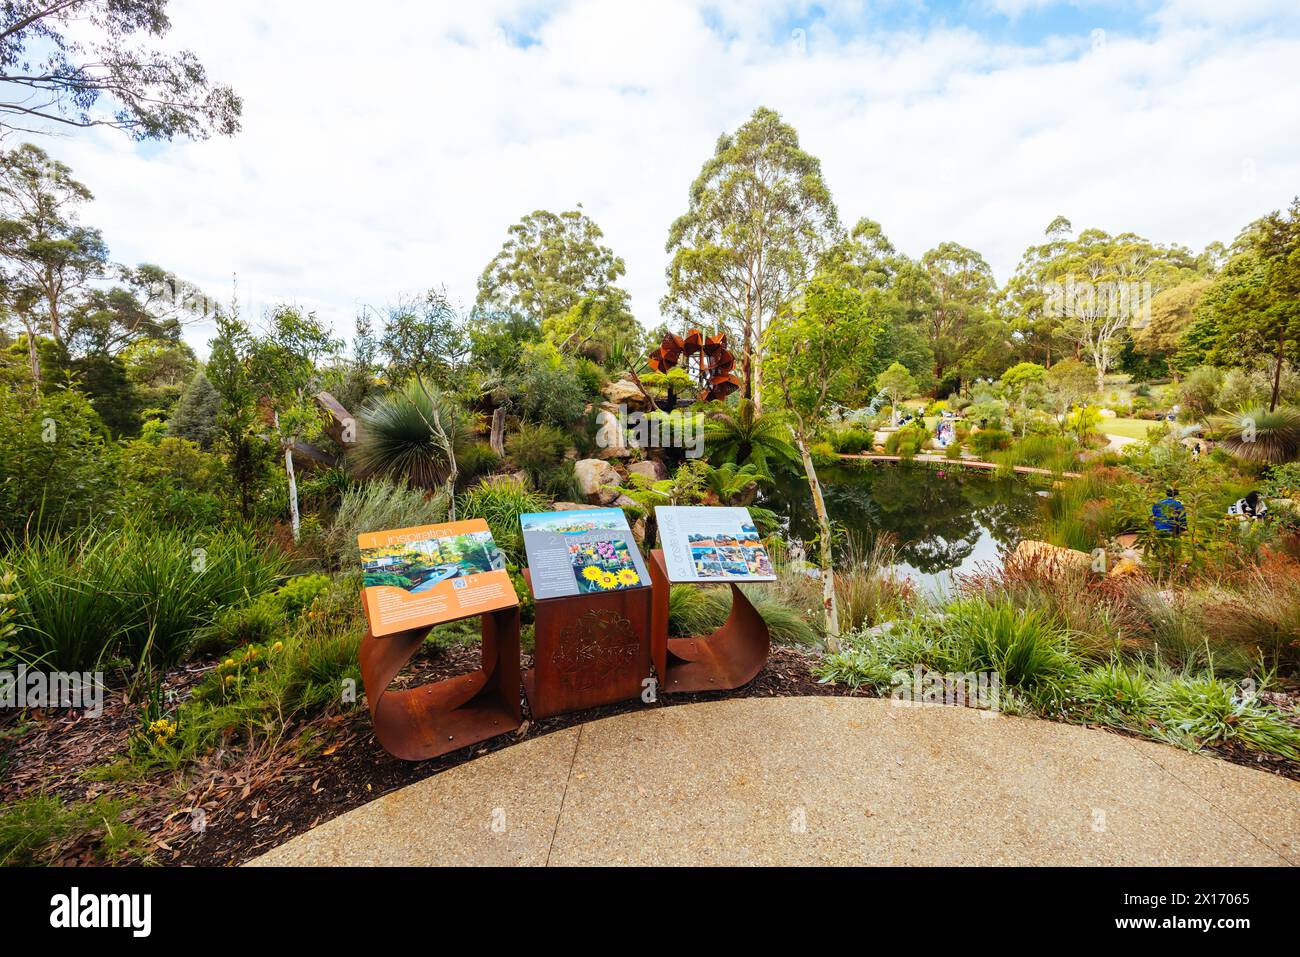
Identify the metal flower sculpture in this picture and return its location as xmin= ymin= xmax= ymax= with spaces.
xmin=646 ymin=329 xmax=741 ymax=402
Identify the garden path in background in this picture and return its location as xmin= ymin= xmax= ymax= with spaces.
xmin=250 ymin=697 xmax=1300 ymax=866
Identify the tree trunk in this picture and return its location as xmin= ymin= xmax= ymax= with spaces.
xmin=796 ymin=435 xmax=839 ymax=648
xmin=275 ymin=411 xmax=301 ymax=543
xmin=284 ymin=443 xmax=300 ymax=543
xmin=24 ymin=325 xmax=40 ymax=389
xmin=1271 ymin=327 xmax=1285 ymax=412
xmin=490 ymin=407 xmax=506 ymax=456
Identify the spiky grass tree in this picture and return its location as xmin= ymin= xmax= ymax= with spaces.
xmin=1213 ymin=406 xmax=1300 ymax=465
xmin=351 ymin=380 xmax=468 ymax=512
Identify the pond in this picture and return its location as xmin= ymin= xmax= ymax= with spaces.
xmin=762 ymin=462 xmax=1046 ymax=593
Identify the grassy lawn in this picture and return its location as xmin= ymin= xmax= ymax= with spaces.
xmin=1100 ymin=417 xmax=1159 ymax=440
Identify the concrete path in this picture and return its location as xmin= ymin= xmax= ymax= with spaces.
xmin=251 ymin=697 xmax=1300 ymax=866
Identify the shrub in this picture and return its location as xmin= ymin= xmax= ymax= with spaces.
xmin=508 ymin=422 xmax=567 ymax=481
xmin=325 ymin=479 xmax=449 ymax=568
xmin=351 ymin=379 xmax=470 ymax=491
xmin=118 ymin=435 xmax=226 ymax=528
xmin=1177 ymin=367 xmax=1222 ymax=421
xmin=538 ymin=462 xmax=583 ymax=502
xmin=505 ymin=343 xmax=590 ymax=429
xmin=829 ymin=425 xmax=874 ymax=454
xmin=6 ymin=524 xmax=286 ymax=671
xmin=885 ymin=424 xmax=929 ymax=457
xmin=996 ymin=434 xmax=1076 ymax=472
xmin=939 ymin=597 xmax=1078 ymax=694
xmin=457 ymin=442 xmax=502 ymax=486
xmin=457 ymin=475 xmax=547 ymax=563
xmin=667 ymin=583 xmax=819 ymax=645
xmin=970 ymin=428 xmax=1012 ymax=456
xmin=0 ymin=388 xmax=118 ymax=537
xmin=195 ymin=573 xmax=332 ymax=653
xmin=1148 ymin=671 xmax=1300 ymax=759
xmin=129 ymin=574 xmax=366 ymax=771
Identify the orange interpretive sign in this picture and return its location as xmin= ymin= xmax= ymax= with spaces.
xmin=357 ymin=519 xmax=518 ymax=637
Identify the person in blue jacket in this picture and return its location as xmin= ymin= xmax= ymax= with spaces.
xmin=1152 ymin=488 xmax=1187 ymax=536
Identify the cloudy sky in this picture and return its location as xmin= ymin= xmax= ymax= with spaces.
xmin=29 ymin=0 xmax=1300 ymax=354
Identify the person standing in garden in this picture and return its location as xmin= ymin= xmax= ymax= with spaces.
xmin=1152 ymin=488 xmax=1188 ymax=536
xmin=1151 ymin=487 xmax=1188 ymax=567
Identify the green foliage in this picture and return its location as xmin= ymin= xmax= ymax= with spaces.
xmin=502 ymin=342 xmax=590 ymax=428
xmin=1178 ymin=366 xmax=1223 ymax=421
xmin=477 ymin=208 xmax=627 ymax=325
xmin=324 ymin=479 xmax=449 ymax=567
xmin=1145 ymin=671 xmax=1300 ymax=759
xmin=128 ymin=575 xmax=365 ymax=772
xmin=874 ymin=361 xmax=918 ymax=413
xmin=6 ymin=524 xmax=285 ymax=671
xmin=378 ymin=289 xmax=469 ymax=388
xmin=118 ymin=435 xmax=226 ymax=527
xmin=941 ymin=598 xmax=1078 ymax=692
xmin=457 ymin=442 xmax=503 ymax=486
xmin=457 ymin=476 xmax=547 ymax=563
xmin=664 ymin=106 xmax=839 ymax=398
xmin=885 ymin=423 xmax=929 ymax=457
xmin=537 ymin=462 xmax=583 ymax=502
xmin=0 ymin=568 xmax=20 ymax=669
xmin=1212 ymin=405 xmax=1300 ymax=465
xmin=0 ymin=386 xmax=117 ymax=537
xmin=667 ymin=584 xmax=819 ymax=646
xmin=827 ymin=425 xmax=875 ymax=454
xmin=995 ymin=434 xmax=1076 ymax=472
xmin=508 ymin=421 xmax=567 ymax=481
xmin=0 ymin=795 xmax=150 ymax=866
xmin=970 ymin=428 xmax=1011 ymax=456
xmin=1064 ymin=404 xmax=1101 ymax=442
xmin=167 ymin=370 xmax=221 ymax=448
xmin=351 ymin=379 xmax=468 ymax=491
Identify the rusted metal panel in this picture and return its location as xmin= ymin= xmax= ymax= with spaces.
xmin=648 ymin=549 xmax=769 ymax=693
xmin=358 ymin=605 xmax=522 ymax=761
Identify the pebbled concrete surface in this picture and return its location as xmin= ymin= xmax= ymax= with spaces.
xmin=250 ymin=697 xmax=1300 ymax=866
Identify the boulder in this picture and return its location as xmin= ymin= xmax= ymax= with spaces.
xmin=551 ymin=501 xmax=588 ymax=511
xmin=628 ymin=459 xmax=668 ymax=482
xmin=603 ymin=377 xmax=650 ymax=410
xmin=1109 ymin=557 xmax=1142 ymax=578
xmin=1012 ymin=539 xmax=1094 ymax=574
xmin=574 ymin=458 xmax=622 ymax=504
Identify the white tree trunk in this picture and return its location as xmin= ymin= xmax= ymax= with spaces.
xmin=797 ymin=435 xmax=839 ymax=648
xmin=274 ymin=411 xmax=301 ymax=543
xmin=284 ymin=445 xmax=300 ymax=542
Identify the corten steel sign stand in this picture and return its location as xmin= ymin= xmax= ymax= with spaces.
xmin=522 ymin=569 xmax=653 ymax=718
xmin=358 ymin=606 xmax=522 ymax=760
xmin=648 ymin=549 xmax=770 ymax=692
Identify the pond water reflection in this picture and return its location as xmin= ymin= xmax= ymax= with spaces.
xmin=764 ymin=462 xmax=1045 ymax=593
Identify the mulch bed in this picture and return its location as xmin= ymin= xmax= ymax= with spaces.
xmin=2 ymin=644 xmax=1296 ymax=867
xmin=0 ymin=644 xmax=843 ymax=866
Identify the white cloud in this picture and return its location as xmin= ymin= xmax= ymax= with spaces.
xmin=29 ymin=0 xmax=1300 ymax=354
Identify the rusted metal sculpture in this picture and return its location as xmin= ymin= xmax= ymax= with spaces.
xmin=648 ymin=550 xmax=770 ymax=693
xmin=646 ymin=329 xmax=741 ymax=402
xmin=522 ymin=569 xmax=653 ymax=718
xmin=358 ymin=605 xmax=522 ymax=761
